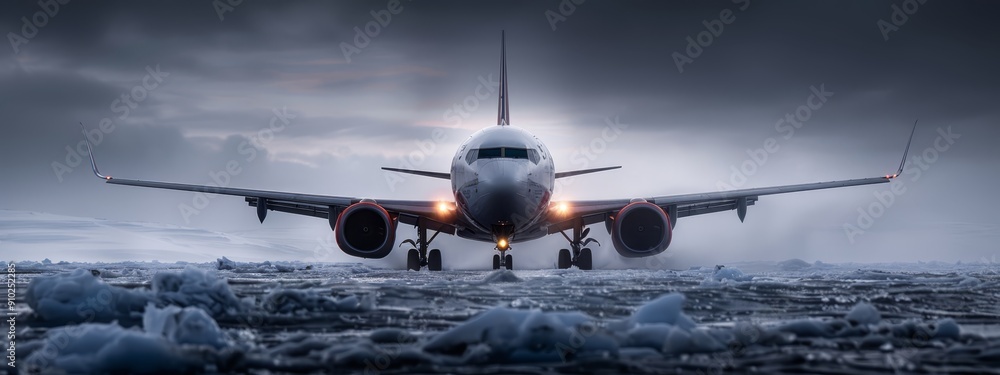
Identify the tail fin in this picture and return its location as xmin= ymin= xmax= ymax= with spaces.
xmin=497 ymin=31 xmax=510 ymax=126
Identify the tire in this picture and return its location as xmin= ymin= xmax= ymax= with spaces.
xmin=493 ymin=254 xmax=501 ymax=270
xmin=406 ymin=249 xmax=420 ymax=271
xmin=505 ymin=254 xmax=513 ymax=270
xmin=428 ymin=249 xmax=442 ymax=271
xmin=577 ymin=248 xmax=593 ymax=270
xmin=558 ymin=249 xmax=571 ymax=269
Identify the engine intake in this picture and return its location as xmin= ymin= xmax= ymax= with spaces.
xmin=334 ymin=202 xmax=396 ymax=259
xmin=610 ymin=201 xmax=672 ymax=258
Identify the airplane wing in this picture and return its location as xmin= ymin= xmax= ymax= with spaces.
xmin=80 ymin=124 xmax=456 ymax=233
xmin=546 ymin=121 xmax=918 ymax=233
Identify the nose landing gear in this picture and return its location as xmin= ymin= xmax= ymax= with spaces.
xmin=557 ymin=224 xmax=597 ymax=270
xmin=491 ymin=223 xmax=514 ymax=270
xmin=492 ymin=251 xmax=513 ymax=270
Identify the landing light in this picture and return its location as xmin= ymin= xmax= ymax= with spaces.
xmin=497 ymin=238 xmax=508 ymax=250
xmin=436 ymin=201 xmax=453 ymax=214
xmin=554 ymin=202 xmax=570 ymax=215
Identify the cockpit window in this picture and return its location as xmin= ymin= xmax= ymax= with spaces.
xmin=467 ymin=147 xmax=535 ymax=163
xmin=478 ymin=148 xmax=502 ymax=159
xmin=527 ymin=149 xmax=540 ymax=164
xmin=504 ymin=148 xmax=528 ymax=159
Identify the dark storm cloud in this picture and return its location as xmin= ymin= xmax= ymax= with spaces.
xmin=1 ymin=0 xmax=998 ymax=264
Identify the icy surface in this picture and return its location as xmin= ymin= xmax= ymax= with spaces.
xmin=11 ymin=260 xmax=1000 ymax=374
xmin=25 ymin=268 xmax=152 ymax=325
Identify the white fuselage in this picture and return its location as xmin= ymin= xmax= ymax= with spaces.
xmin=450 ymin=126 xmax=555 ymax=243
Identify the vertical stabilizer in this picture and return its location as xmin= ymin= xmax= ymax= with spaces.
xmin=497 ymin=31 xmax=510 ymax=126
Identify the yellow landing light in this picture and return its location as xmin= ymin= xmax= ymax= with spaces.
xmin=436 ymin=201 xmax=454 ymax=214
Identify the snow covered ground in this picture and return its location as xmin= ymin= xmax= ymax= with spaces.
xmin=4 ymin=211 xmax=1000 ymax=373
xmin=6 ymin=260 xmax=1000 ymax=374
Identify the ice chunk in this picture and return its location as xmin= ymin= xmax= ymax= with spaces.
xmin=424 ymin=307 xmax=529 ymax=355
xmin=216 ymin=256 xmax=238 ymax=270
xmin=958 ymin=276 xmax=981 ymax=287
xmin=143 ymin=303 xmax=229 ymax=349
xmin=625 ymin=324 xmax=673 ymax=349
xmin=423 ymin=307 xmax=613 ymax=362
xmin=778 ymin=258 xmax=812 ymax=271
xmin=934 ymin=318 xmax=961 ymax=340
xmin=662 ymin=326 xmax=728 ymax=354
xmin=262 ymin=289 xmax=375 ymax=313
xmin=152 ymin=267 xmax=247 ymax=317
xmin=845 ymin=302 xmax=881 ymax=325
xmin=480 ymin=269 xmax=522 ymax=283
xmin=23 ymin=323 xmax=206 ymax=374
xmin=216 ymin=256 xmax=298 ymax=273
xmin=711 ymin=267 xmax=753 ymax=282
xmin=25 ymin=268 xmax=153 ymax=325
xmin=625 ymin=293 xmax=697 ymax=330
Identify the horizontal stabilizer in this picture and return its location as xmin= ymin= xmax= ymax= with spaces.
xmin=554 ymin=166 xmax=621 ymax=179
xmin=381 ymin=167 xmax=451 ymax=180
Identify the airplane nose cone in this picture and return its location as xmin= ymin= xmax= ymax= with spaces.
xmin=470 ymin=159 xmax=532 ymax=226
xmin=477 ymin=159 xmax=524 ymax=187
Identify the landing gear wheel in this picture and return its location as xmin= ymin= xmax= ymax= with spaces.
xmin=493 ymin=254 xmax=501 ymax=270
xmin=428 ymin=249 xmax=442 ymax=271
xmin=558 ymin=249 xmax=571 ymax=269
xmin=406 ymin=249 xmax=420 ymax=271
xmin=577 ymin=248 xmax=593 ymax=270
xmin=505 ymin=254 xmax=513 ymax=270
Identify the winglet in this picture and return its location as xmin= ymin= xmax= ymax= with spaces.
xmin=79 ymin=122 xmax=111 ymax=180
xmin=889 ymin=120 xmax=918 ymax=179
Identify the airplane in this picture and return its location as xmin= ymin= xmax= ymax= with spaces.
xmin=82 ymin=31 xmax=918 ymax=271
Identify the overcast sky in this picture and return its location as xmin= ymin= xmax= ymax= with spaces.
xmin=1 ymin=0 xmax=998 ymax=267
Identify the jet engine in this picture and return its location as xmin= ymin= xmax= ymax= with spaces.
xmin=610 ymin=200 xmax=672 ymax=258
xmin=334 ymin=201 xmax=396 ymax=259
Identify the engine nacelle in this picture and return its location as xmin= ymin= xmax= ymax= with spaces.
xmin=334 ymin=202 xmax=396 ymax=259
xmin=610 ymin=201 xmax=672 ymax=258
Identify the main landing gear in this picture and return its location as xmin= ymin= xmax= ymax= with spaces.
xmin=402 ymin=225 xmax=442 ymax=271
xmin=557 ymin=224 xmax=597 ymax=270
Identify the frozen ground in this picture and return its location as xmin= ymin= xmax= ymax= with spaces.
xmin=3 ymin=211 xmax=1000 ymax=373
xmin=7 ymin=259 xmax=1000 ymax=374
